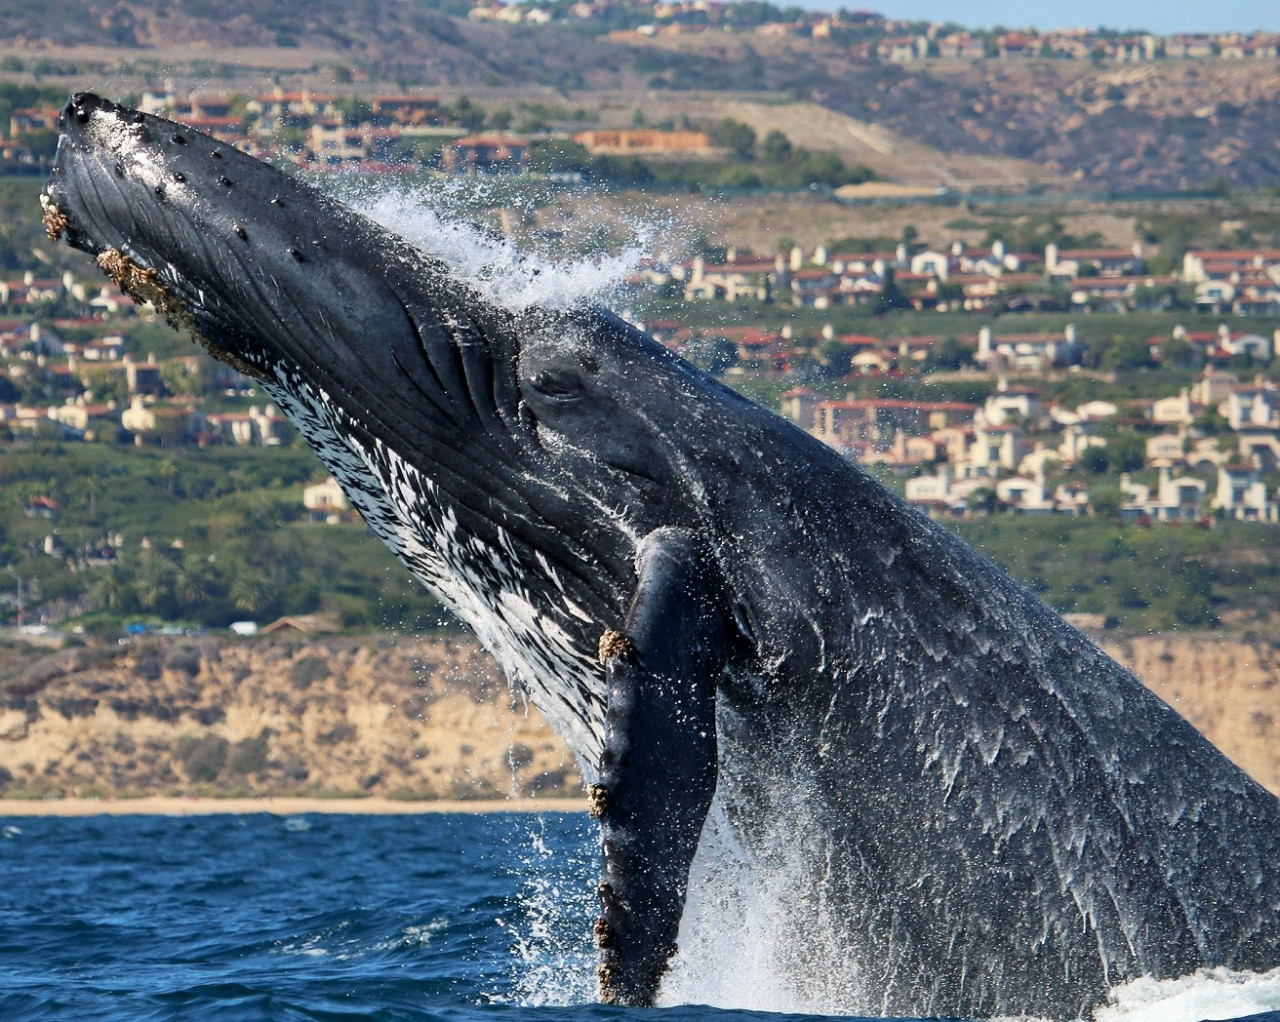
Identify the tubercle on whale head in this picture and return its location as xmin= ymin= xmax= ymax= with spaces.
xmin=42 ymin=92 xmax=380 ymax=388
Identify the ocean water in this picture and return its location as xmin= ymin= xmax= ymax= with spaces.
xmin=3 ymin=812 xmax=1280 ymax=1022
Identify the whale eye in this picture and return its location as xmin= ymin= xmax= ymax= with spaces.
xmin=528 ymin=369 xmax=586 ymax=402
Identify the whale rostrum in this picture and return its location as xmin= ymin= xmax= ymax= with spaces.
xmin=43 ymin=93 xmax=1280 ymax=1019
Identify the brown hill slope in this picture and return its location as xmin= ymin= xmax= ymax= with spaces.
xmin=0 ymin=635 xmax=581 ymax=800
xmin=2 ymin=1 xmax=1277 ymax=191
xmin=1 ymin=632 xmax=1277 ymax=802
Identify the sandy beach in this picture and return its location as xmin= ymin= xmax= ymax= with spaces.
xmin=0 ymin=796 xmax=587 ymax=817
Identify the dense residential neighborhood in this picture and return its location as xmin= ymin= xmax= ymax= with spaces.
xmin=3 ymin=227 xmax=1279 ymax=535
xmin=469 ymin=0 xmax=1278 ymax=69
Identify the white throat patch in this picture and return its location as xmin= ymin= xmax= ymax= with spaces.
xmin=261 ymin=366 xmax=608 ymax=766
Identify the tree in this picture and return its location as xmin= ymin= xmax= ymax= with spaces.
xmin=1160 ymin=336 xmax=1198 ymax=370
xmin=923 ymin=337 xmax=974 ymax=372
xmin=231 ymin=573 xmax=275 ymax=615
xmin=1106 ymin=431 xmax=1147 ymax=473
xmin=529 ymin=139 xmax=588 ymax=175
xmin=817 ymin=338 xmax=853 ymax=379
xmin=1078 ymin=446 xmax=1109 ymax=474
xmin=709 ymin=118 xmax=756 ymax=160
xmin=1102 ymin=334 xmax=1155 ymax=372
xmin=967 ymin=487 xmax=996 ymax=514
xmin=760 ymin=129 xmax=793 ymax=164
xmin=874 ymin=267 xmax=911 ymax=316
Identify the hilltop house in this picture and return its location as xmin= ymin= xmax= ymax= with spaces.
xmin=684 ymin=256 xmax=783 ymax=302
xmin=975 ymin=325 xmax=1081 ymax=371
xmin=1214 ymin=462 xmax=1279 ymax=522
xmin=1045 ymin=243 xmax=1144 ymax=281
xmin=303 ymin=477 xmax=352 ymax=523
xmin=1120 ymin=468 xmax=1207 ymax=522
xmin=904 ymin=467 xmax=984 ymax=516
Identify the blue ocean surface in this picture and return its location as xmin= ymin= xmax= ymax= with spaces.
xmin=1 ymin=810 xmax=1278 ymax=1022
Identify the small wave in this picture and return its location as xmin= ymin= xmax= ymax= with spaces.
xmin=1095 ymin=966 xmax=1280 ymax=1021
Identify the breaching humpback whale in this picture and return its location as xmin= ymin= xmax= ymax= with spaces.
xmin=43 ymin=93 xmax=1280 ymax=1019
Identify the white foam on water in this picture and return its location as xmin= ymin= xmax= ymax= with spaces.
xmin=659 ymin=801 xmax=806 ymax=1013
xmin=1094 ymin=966 xmax=1280 ymax=1022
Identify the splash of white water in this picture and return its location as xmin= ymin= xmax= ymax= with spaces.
xmin=327 ymin=175 xmax=666 ymax=313
xmin=1095 ymin=966 xmax=1280 ymax=1022
xmin=505 ymin=818 xmax=598 ymax=1007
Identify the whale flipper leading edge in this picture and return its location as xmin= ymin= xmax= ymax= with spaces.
xmin=42 ymin=93 xmax=1280 ymax=1020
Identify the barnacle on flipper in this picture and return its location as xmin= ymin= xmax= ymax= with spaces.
xmin=597 ymin=629 xmax=634 ymax=663
xmin=40 ymin=194 xmax=69 ymax=242
xmin=588 ymin=782 xmax=609 ymax=820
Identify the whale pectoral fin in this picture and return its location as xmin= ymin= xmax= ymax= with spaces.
xmin=595 ymin=527 xmax=724 ymax=1006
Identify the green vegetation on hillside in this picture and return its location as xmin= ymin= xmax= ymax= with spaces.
xmin=528 ymin=120 xmax=879 ymax=191
xmin=953 ymin=517 xmax=1280 ymax=633
xmin=0 ymin=442 xmax=454 ymax=633
xmin=3 ymin=438 xmax=1279 ymax=637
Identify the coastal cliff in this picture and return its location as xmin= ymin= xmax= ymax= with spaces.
xmin=0 ymin=635 xmax=582 ymax=801
xmin=0 ymin=632 xmax=1277 ymax=801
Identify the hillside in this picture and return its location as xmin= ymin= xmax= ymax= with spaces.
xmin=0 ymin=0 xmax=1278 ymax=191
xmin=1 ymin=631 xmax=1277 ymax=802
xmin=0 ymin=634 xmax=582 ymax=800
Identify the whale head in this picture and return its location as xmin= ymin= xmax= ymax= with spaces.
xmin=42 ymin=91 xmax=760 ymax=757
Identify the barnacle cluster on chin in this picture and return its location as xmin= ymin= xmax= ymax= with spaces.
xmin=95 ymin=247 xmax=264 ymax=382
xmin=40 ymin=194 xmax=69 ymax=242
xmin=96 ymin=248 xmax=191 ymax=331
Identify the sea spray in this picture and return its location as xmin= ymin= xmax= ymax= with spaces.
xmin=505 ymin=813 xmax=599 ymax=1007
xmin=324 ymin=173 xmax=679 ymax=314
xmin=663 ymin=796 xmax=879 ymax=1015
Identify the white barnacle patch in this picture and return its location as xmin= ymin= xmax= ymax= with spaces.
xmin=86 ymin=112 xmax=180 ymax=199
xmin=258 ymin=367 xmax=607 ymax=763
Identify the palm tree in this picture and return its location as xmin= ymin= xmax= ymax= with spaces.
xmin=173 ymin=555 xmax=213 ymax=611
xmin=90 ymin=570 xmax=128 ymax=612
xmin=231 ymin=573 xmax=274 ymax=616
xmin=134 ymin=555 xmax=176 ymax=613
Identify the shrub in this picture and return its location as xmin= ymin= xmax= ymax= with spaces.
xmin=290 ymin=655 xmax=330 ymax=689
xmin=227 ymin=735 xmax=269 ymax=776
xmin=175 ymin=733 xmax=228 ymax=782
